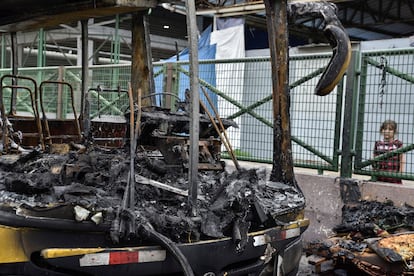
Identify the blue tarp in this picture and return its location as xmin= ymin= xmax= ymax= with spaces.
xmin=154 ymin=26 xmax=217 ymax=111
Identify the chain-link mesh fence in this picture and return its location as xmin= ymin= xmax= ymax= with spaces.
xmin=354 ymin=48 xmax=414 ymax=182
xmin=1 ymin=48 xmax=413 ymax=181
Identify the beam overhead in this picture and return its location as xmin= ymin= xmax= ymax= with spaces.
xmin=0 ymin=0 xmax=158 ymax=33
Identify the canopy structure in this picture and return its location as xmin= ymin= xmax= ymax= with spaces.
xmin=0 ymin=0 xmax=158 ymax=33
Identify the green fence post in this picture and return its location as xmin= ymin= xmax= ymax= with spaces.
xmin=332 ymin=78 xmax=344 ymax=172
xmin=1 ymin=35 xmax=5 ymax=69
xmin=354 ymin=52 xmax=368 ymax=172
xmin=37 ymin=29 xmax=45 ymax=68
xmin=162 ymin=62 xmax=179 ymax=110
xmin=340 ymin=50 xmax=360 ymax=178
xmin=111 ymin=15 xmax=120 ymax=87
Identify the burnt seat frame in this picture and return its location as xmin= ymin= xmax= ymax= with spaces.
xmin=0 ymin=74 xmax=45 ymax=152
xmin=39 ymin=80 xmax=82 ymax=146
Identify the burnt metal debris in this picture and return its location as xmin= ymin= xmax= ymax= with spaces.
xmin=0 ymin=104 xmax=305 ymax=246
xmin=0 ymin=1 xmax=355 ymax=274
xmin=0 ymin=147 xmax=305 ymax=245
xmin=305 ymin=200 xmax=414 ymax=275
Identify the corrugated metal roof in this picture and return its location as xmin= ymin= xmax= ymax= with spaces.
xmin=335 ymin=0 xmax=414 ymax=40
xmin=0 ymin=0 xmax=157 ymax=32
xmin=1 ymin=0 xmax=412 ymax=65
xmin=192 ymin=0 xmax=414 ymax=42
xmin=0 ymin=0 xmax=412 ymax=42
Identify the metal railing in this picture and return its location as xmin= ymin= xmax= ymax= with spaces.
xmin=353 ymin=48 xmax=414 ymax=181
xmin=0 ymin=47 xmax=413 ymax=182
xmin=153 ymin=54 xmax=342 ymax=173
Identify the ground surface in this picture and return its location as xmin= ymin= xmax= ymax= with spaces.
xmin=298 ymin=255 xmax=318 ymax=276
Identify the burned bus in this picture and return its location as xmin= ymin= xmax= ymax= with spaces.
xmin=0 ymin=0 xmax=350 ymax=275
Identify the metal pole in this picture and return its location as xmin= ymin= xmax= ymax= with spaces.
xmin=186 ymin=0 xmax=200 ymax=216
xmin=11 ymin=32 xmax=18 ymax=115
xmin=81 ymin=20 xmax=89 ymax=137
xmin=37 ymin=29 xmax=45 ymax=85
xmin=37 ymin=29 xmax=45 ymax=67
xmin=114 ymin=15 xmax=120 ymax=64
xmin=11 ymin=32 xmax=18 ymax=75
xmin=111 ymin=15 xmax=120 ymax=87
xmin=1 ymin=35 xmax=5 ymax=69
xmin=57 ymin=66 xmax=64 ymax=119
xmin=143 ymin=13 xmax=156 ymax=103
xmin=340 ymin=51 xmax=358 ymax=178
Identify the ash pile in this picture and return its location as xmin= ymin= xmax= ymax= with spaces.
xmin=305 ymin=200 xmax=414 ymax=275
xmin=0 ymin=146 xmax=305 ymax=245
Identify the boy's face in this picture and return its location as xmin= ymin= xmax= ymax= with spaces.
xmin=381 ymin=125 xmax=395 ymax=141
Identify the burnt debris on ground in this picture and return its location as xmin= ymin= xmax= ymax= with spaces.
xmin=0 ymin=144 xmax=305 ymax=245
xmin=305 ymin=200 xmax=414 ymax=275
xmin=0 ymin=86 xmax=306 ymax=261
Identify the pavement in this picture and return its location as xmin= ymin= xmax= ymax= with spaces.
xmin=224 ymin=159 xmax=414 ymax=187
xmin=226 ymin=160 xmax=414 ymax=276
xmin=298 ymin=255 xmax=318 ymax=276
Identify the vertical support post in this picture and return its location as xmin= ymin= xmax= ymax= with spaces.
xmin=113 ymin=15 xmax=120 ymax=64
xmin=111 ymin=15 xmax=120 ymax=88
xmin=11 ymin=32 xmax=18 ymax=115
xmin=57 ymin=66 xmax=64 ymax=119
xmin=81 ymin=20 xmax=89 ymax=137
xmin=37 ymin=29 xmax=45 ymax=67
xmin=164 ymin=63 xmax=177 ymax=110
xmin=143 ymin=14 xmax=156 ymax=100
xmin=1 ymin=35 xmax=5 ymax=69
xmin=37 ymin=28 xmax=45 ymax=87
xmin=186 ymin=0 xmax=200 ymax=216
xmin=264 ymin=0 xmax=295 ymax=185
xmin=11 ymin=33 xmax=18 ymax=73
xmin=340 ymin=51 xmax=358 ymax=178
xmin=131 ymin=11 xmax=151 ymax=106
xmin=332 ymin=80 xmax=345 ymax=172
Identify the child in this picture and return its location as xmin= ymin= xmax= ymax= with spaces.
xmin=373 ymin=120 xmax=405 ymax=184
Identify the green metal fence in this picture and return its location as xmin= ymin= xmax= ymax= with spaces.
xmin=153 ymin=54 xmax=342 ymax=171
xmin=1 ymin=48 xmax=413 ymax=182
xmin=354 ymin=48 xmax=414 ymax=181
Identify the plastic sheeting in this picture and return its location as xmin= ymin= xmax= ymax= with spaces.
xmin=154 ymin=26 xmax=217 ymax=110
xmin=210 ymin=23 xmax=245 ymax=149
xmin=210 ymin=23 xmax=245 ymax=60
xmin=153 ymin=21 xmax=246 ymax=148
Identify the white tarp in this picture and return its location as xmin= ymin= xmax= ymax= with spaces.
xmin=210 ymin=23 xmax=245 ymax=60
xmin=210 ymin=23 xmax=245 ymax=149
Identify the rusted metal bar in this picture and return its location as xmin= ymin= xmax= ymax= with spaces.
xmin=129 ymin=88 xmax=142 ymax=209
xmin=264 ymin=0 xmax=295 ymax=185
xmin=201 ymin=87 xmax=240 ymax=171
xmin=117 ymin=84 xmax=136 ymax=236
xmin=39 ymin=80 xmax=82 ymax=145
xmin=0 ymin=75 xmax=45 ymax=151
xmin=186 ymin=0 xmax=200 ymax=217
xmin=199 ymin=100 xmax=239 ymax=170
xmin=134 ymin=88 xmax=142 ymax=152
xmin=81 ymin=20 xmax=89 ymax=138
xmin=143 ymin=14 xmax=155 ymax=102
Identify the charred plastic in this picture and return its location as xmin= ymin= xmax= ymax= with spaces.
xmin=0 ymin=106 xmax=305 ymax=248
